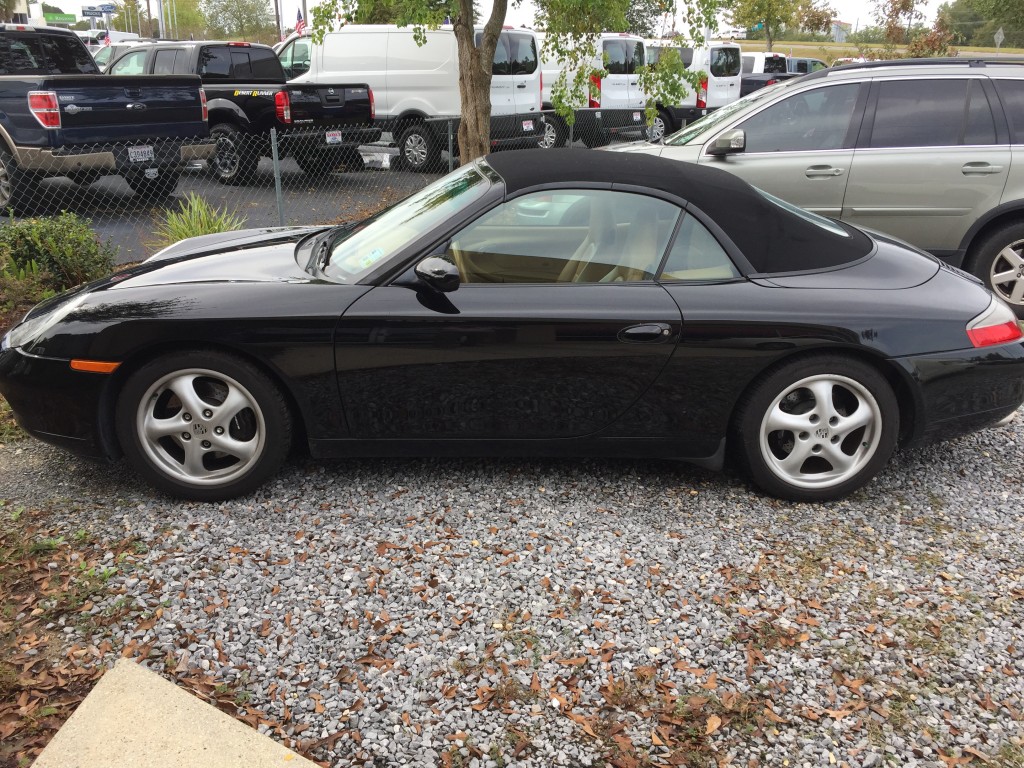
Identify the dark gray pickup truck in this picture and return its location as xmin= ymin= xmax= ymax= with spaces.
xmin=0 ymin=24 xmax=211 ymax=210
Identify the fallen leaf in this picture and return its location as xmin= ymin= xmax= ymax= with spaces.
xmin=705 ymin=715 xmax=722 ymax=735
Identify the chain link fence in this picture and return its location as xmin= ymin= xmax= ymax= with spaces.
xmin=2 ymin=116 xmax=651 ymax=265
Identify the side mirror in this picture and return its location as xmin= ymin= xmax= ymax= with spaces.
xmin=415 ymin=256 xmax=460 ymax=293
xmin=706 ymin=128 xmax=746 ymax=157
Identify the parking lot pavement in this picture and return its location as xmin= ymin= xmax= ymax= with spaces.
xmin=2 ymin=405 xmax=1022 ymax=767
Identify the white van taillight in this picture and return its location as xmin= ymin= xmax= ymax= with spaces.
xmin=369 ymin=88 xmax=375 ymax=121
xmin=696 ymin=78 xmax=708 ymax=109
xmin=966 ymin=297 xmax=1023 ymax=348
xmin=275 ymin=90 xmax=292 ymax=124
xmin=28 ymin=91 xmax=61 ymax=129
xmin=199 ymin=88 xmax=208 ymax=121
xmin=589 ymin=73 xmax=601 ymax=108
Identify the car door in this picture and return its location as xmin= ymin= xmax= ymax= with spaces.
xmin=843 ymin=77 xmax=1010 ymax=254
xmin=696 ymin=82 xmax=864 ymax=218
xmin=335 ymin=189 xmax=684 ymax=440
xmin=507 ymin=30 xmax=540 ymax=118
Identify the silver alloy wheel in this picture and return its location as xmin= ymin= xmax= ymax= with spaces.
xmin=758 ymin=373 xmax=882 ymax=490
xmin=403 ymin=132 xmax=429 ymax=167
xmin=213 ymin=132 xmax=240 ymax=177
xmin=648 ymin=116 xmax=666 ymax=144
xmin=0 ymin=154 xmax=12 ymax=208
xmin=989 ymin=240 xmax=1024 ymax=306
xmin=135 ymin=368 xmax=266 ymax=487
xmin=538 ymin=120 xmax=558 ymax=149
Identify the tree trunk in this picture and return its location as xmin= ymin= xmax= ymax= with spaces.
xmin=766 ymin=22 xmax=773 ymax=51
xmin=453 ymin=0 xmax=507 ymax=166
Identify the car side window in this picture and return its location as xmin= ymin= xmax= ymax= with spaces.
xmin=659 ymin=215 xmax=740 ymax=282
xmin=738 ymin=83 xmax=860 ymax=153
xmin=508 ymin=33 xmax=537 ymax=75
xmin=109 ymin=49 xmax=149 ymax=75
xmin=994 ymin=79 xmax=1024 ymax=143
xmin=446 ymin=190 xmax=680 ymax=284
xmin=869 ymin=79 xmax=971 ymax=148
xmin=965 ymin=79 xmax=997 ymax=145
xmin=153 ymin=49 xmax=180 ymax=75
xmin=198 ymin=46 xmax=232 ymax=79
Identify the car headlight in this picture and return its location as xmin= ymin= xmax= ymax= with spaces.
xmin=5 ymin=293 xmax=90 ymax=351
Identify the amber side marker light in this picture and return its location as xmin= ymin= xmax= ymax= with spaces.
xmin=70 ymin=360 xmax=121 ymax=374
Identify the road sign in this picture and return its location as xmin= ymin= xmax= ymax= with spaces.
xmin=98 ymin=3 xmax=117 ymax=12
xmin=82 ymin=9 xmax=104 ymax=17
xmin=995 ymin=26 xmax=1005 ymax=49
xmin=43 ymin=12 xmax=76 ymax=22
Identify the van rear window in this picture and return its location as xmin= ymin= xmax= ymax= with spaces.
xmin=764 ymin=55 xmax=788 ymax=73
xmin=710 ymin=47 xmax=740 ymax=77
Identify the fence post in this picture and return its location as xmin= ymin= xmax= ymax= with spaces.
xmin=447 ymin=118 xmax=454 ymax=173
xmin=569 ymin=116 xmax=574 ymax=146
xmin=270 ymin=128 xmax=286 ymax=227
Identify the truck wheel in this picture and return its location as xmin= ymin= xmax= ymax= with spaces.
xmin=209 ymin=124 xmax=258 ymax=186
xmin=537 ymin=117 xmax=566 ymax=149
xmin=0 ymin=149 xmax=37 ymax=214
xmin=398 ymin=124 xmax=441 ymax=173
xmin=646 ymin=110 xmax=672 ymax=143
xmin=126 ymin=170 xmax=181 ymax=203
xmin=967 ymin=221 xmax=1024 ymax=318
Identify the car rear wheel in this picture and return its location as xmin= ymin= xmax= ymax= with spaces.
xmin=125 ymin=170 xmax=181 ymax=202
xmin=398 ymin=124 xmax=441 ymax=172
xmin=537 ymin=117 xmax=566 ymax=149
xmin=968 ymin=222 xmax=1024 ymax=317
xmin=0 ymin=148 xmax=37 ymax=214
xmin=115 ymin=351 xmax=292 ymax=501
xmin=209 ymin=123 xmax=258 ymax=186
xmin=732 ymin=355 xmax=898 ymax=502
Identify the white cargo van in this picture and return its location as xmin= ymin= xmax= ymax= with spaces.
xmin=644 ymin=41 xmax=742 ymax=141
xmin=278 ymin=25 xmax=543 ymax=171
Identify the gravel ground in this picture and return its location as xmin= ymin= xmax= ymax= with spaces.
xmin=2 ymin=408 xmax=1023 ymax=768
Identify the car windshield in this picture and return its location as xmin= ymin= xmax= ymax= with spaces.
xmin=325 ymin=163 xmax=492 ymax=281
xmin=664 ymin=82 xmax=788 ymax=146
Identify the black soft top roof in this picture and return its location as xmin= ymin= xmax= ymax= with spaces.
xmin=483 ymin=148 xmax=872 ymax=274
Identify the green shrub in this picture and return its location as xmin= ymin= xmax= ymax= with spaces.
xmin=151 ymin=192 xmax=245 ymax=250
xmin=0 ymin=254 xmax=55 ymax=311
xmin=0 ymin=211 xmax=117 ymax=291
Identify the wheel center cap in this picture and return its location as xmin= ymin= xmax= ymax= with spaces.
xmin=815 ymin=427 xmax=830 ymax=439
xmin=192 ymin=423 xmax=208 ymax=436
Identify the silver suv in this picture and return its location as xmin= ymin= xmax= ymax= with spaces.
xmin=618 ymin=58 xmax=1024 ymax=314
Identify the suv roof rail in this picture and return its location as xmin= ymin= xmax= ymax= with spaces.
xmin=831 ymin=56 xmax=1024 ymax=71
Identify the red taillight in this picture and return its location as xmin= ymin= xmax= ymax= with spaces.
xmin=227 ymin=41 xmax=251 ymax=47
xmin=966 ymin=298 xmax=1024 ymax=348
xmin=199 ymin=88 xmax=208 ymax=121
xmin=368 ymin=88 xmax=375 ymax=121
xmin=28 ymin=91 xmax=60 ymax=129
xmin=589 ymin=73 xmax=601 ymax=108
xmin=766 ymin=78 xmax=779 ymax=86
xmin=696 ymin=78 xmax=708 ymax=109
xmin=275 ymin=90 xmax=292 ymax=124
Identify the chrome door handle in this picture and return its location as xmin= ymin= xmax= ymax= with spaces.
xmin=805 ymin=165 xmax=844 ymax=178
xmin=962 ymin=162 xmax=1004 ymax=175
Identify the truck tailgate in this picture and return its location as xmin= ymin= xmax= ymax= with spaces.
xmin=288 ymin=84 xmax=372 ymax=126
xmin=43 ymin=75 xmax=207 ymax=145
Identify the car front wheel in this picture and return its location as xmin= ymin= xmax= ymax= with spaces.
xmin=115 ymin=351 xmax=292 ymax=501
xmin=732 ymin=355 xmax=899 ymax=502
xmin=968 ymin=222 xmax=1024 ymax=317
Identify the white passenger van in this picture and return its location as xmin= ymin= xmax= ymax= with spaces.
xmin=278 ymin=25 xmax=543 ymax=171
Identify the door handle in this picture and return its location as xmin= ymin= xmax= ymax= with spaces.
xmin=516 ymin=83 xmax=527 ymax=88
xmin=961 ymin=162 xmax=1004 ymax=175
xmin=805 ymin=165 xmax=845 ymax=178
xmin=618 ymin=323 xmax=673 ymax=343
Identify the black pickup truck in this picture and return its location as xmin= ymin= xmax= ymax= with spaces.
xmin=106 ymin=41 xmax=380 ymax=184
xmin=0 ymin=24 xmax=210 ymax=211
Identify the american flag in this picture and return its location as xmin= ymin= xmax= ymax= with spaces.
xmin=295 ymin=8 xmax=306 ymax=35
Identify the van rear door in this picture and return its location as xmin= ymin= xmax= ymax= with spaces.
xmin=486 ymin=32 xmax=515 ymax=117
xmin=706 ymin=44 xmax=741 ymax=109
xmin=507 ymin=31 xmax=540 ymax=118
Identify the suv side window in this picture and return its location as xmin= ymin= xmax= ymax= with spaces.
xmin=738 ymin=83 xmax=860 ymax=153
xmin=869 ymin=79 xmax=989 ymax=148
xmin=993 ymin=80 xmax=1024 ymax=143
xmin=109 ymin=48 xmax=149 ymax=75
xmin=965 ymin=80 xmax=997 ymax=145
xmin=153 ymin=49 xmax=180 ymax=75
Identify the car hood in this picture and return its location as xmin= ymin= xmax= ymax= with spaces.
xmin=145 ymin=226 xmax=326 ymax=264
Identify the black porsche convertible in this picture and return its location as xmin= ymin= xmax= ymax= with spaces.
xmin=2 ymin=149 xmax=1023 ymax=502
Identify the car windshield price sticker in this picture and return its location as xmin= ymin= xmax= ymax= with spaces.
xmin=128 ymin=145 xmax=155 ymax=163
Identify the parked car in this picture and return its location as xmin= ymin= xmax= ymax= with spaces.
xmin=0 ymin=23 xmax=210 ymax=210
xmin=788 ymin=57 xmax=827 ymax=74
xmin=614 ymin=58 xmax=1024 ymax=315
xmin=91 ymin=38 xmax=157 ymax=71
xmin=106 ymin=40 xmax=379 ymax=184
xmin=740 ymin=51 xmax=798 ymax=95
xmin=277 ymin=25 xmax=543 ymax=172
xmin=2 ymin=149 xmax=1022 ymax=503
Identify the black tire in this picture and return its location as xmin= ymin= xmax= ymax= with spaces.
xmin=966 ymin=222 xmax=1024 ymax=318
xmin=209 ymin=123 xmax=258 ymax=186
xmin=731 ymin=354 xmax=899 ymax=502
xmin=397 ymin=124 xmax=441 ymax=173
xmin=537 ymin=116 xmax=567 ymax=149
xmin=0 ymin=148 xmax=37 ymax=214
xmin=646 ymin=110 xmax=673 ymax=144
xmin=115 ymin=350 xmax=292 ymax=501
xmin=581 ymin=128 xmax=610 ymax=149
xmin=68 ymin=170 xmax=102 ymax=187
xmin=125 ymin=169 xmax=181 ymax=202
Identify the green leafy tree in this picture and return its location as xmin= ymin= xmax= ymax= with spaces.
xmin=905 ymin=6 xmax=956 ymax=55
xmin=971 ymin=0 xmax=1024 ymax=47
xmin=41 ymin=3 xmax=65 ymax=14
xmin=796 ymin=0 xmax=834 ymax=33
xmin=727 ymin=0 xmax=797 ymax=50
xmin=626 ymin=0 xmax=675 ymax=37
xmin=203 ymin=0 xmax=275 ymax=41
xmin=873 ymin=0 xmax=925 ymax=45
